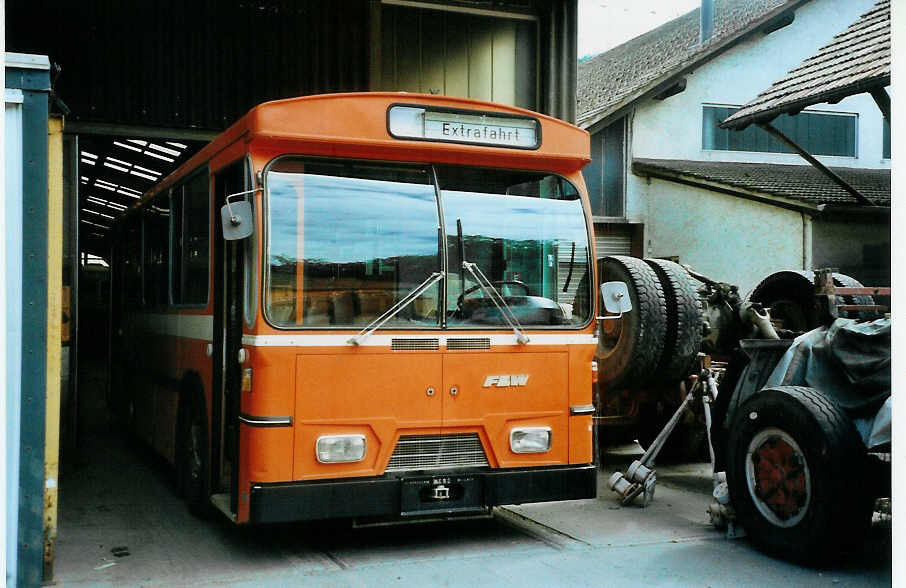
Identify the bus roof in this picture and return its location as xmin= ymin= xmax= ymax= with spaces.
xmin=145 ymin=93 xmax=590 ymax=201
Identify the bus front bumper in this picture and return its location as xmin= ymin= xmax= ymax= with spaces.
xmin=248 ymin=464 xmax=596 ymax=524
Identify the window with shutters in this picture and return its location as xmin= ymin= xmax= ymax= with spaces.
xmin=703 ymin=105 xmax=857 ymax=157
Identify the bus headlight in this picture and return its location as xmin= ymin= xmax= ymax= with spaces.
xmin=316 ymin=435 xmax=366 ymax=463
xmin=510 ymin=427 xmax=551 ymax=453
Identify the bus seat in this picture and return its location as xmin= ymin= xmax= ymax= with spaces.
xmin=357 ymin=291 xmax=393 ymax=323
xmin=331 ymin=291 xmax=357 ymax=325
xmin=269 ymin=298 xmax=296 ymax=324
xmin=412 ymin=295 xmax=436 ymax=321
xmin=303 ymin=294 xmax=331 ymax=326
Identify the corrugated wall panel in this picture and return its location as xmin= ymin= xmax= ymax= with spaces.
xmin=557 ymin=244 xmax=588 ymax=305
xmin=594 ymin=231 xmax=632 ymax=258
xmin=379 ymin=5 xmax=536 ymax=110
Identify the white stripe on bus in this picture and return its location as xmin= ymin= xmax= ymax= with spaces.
xmin=240 ymin=333 xmax=598 ymax=347
xmin=124 ymin=314 xmax=598 ymax=347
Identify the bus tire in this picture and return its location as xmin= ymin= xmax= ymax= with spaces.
xmin=177 ymin=387 xmax=210 ymax=518
xmin=596 ymin=256 xmax=666 ymax=390
xmin=644 ymin=258 xmax=703 ymax=382
xmin=726 ymin=386 xmax=872 ymax=564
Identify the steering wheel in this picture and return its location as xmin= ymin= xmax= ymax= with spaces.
xmin=456 ymin=280 xmax=531 ymax=309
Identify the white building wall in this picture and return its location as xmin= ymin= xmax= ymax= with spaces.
xmin=641 ymin=177 xmax=805 ymax=296
xmin=630 ymin=0 xmax=886 ymax=169
xmin=616 ymin=0 xmax=887 ymax=292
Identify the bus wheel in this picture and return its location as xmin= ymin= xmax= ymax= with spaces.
xmin=596 ymin=256 xmax=666 ymax=391
xmin=177 ymin=394 xmax=210 ymax=517
xmin=726 ymin=386 xmax=871 ymax=563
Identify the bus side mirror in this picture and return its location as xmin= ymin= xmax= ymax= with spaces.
xmin=599 ymin=281 xmax=632 ymax=318
xmin=221 ymin=200 xmax=253 ymax=240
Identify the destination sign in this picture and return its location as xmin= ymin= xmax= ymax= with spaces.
xmin=388 ymin=105 xmax=540 ymax=149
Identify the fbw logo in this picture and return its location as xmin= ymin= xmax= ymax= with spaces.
xmin=482 ymin=375 xmax=530 ymax=387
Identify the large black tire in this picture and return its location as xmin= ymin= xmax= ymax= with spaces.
xmin=747 ymin=270 xmax=819 ymax=332
xmin=831 ymin=272 xmax=879 ymax=321
xmin=748 ymin=270 xmax=880 ymax=331
xmin=176 ymin=392 xmax=211 ymax=518
xmin=726 ymin=386 xmax=872 ymax=564
xmin=644 ymin=258 xmax=703 ymax=382
xmin=596 ymin=256 xmax=666 ymax=391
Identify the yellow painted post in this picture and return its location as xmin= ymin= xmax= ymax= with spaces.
xmin=43 ymin=114 xmax=64 ymax=581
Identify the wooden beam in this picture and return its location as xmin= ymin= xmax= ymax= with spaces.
xmin=756 ymin=122 xmax=874 ymax=206
xmin=870 ymin=87 xmax=891 ymax=122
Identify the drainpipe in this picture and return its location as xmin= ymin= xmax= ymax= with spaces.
xmin=801 ymin=212 xmax=813 ymax=271
xmin=700 ymin=0 xmax=714 ymax=44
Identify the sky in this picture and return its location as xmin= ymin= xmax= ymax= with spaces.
xmin=578 ymin=0 xmax=701 ymax=59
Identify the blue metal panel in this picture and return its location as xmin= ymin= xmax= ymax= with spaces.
xmin=6 ymin=57 xmax=51 ymax=588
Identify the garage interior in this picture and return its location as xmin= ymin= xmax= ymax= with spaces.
xmin=6 ymin=0 xmax=578 ymax=583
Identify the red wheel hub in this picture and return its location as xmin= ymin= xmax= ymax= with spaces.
xmin=751 ymin=437 xmax=808 ymax=520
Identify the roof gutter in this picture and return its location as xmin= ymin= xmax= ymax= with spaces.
xmin=579 ymin=0 xmax=811 ymax=133
xmin=815 ymin=203 xmax=891 ymax=220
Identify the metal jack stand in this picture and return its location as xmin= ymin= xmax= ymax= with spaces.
xmin=701 ymin=368 xmax=745 ymax=539
xmin=608 ymin=378 xmax=702 ymax=506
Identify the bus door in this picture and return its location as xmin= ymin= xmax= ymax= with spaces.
xmin=437 ymin=166 xmax=587 ymax=464
xmin=213 ymin=160 xmax=249 ymax=513
xmin=261 ymin=159 xmax=446 ymax=474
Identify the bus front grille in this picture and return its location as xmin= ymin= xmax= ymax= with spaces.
xmin=391 ymin=338 xmax=440 ymax=350
xmin=385 ymin=433 xmax=489 ymax=472
xmin=446 ymin=337 xmax=491 ymax=350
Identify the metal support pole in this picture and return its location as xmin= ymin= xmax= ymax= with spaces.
xmin=870 ymin=87 xmax=891 ymax=122
xmin=756 ymin=122 xmax=874 ymax=206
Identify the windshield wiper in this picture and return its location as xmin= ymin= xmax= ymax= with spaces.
xmin=461 ymin=260 xmax=530 ymax=344
xmin=347 ymin=271 xmax=445 ymax=346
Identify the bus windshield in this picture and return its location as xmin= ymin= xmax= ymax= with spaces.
xmin=437 ymin=166 xmax=590 ymax=328
xmin=264 ymin=157 xmax=591 ymax=329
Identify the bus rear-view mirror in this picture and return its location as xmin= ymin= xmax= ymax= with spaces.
xmin=600 ymin=281 xmax=632 ymax=315
xmin=221 ymin=200 xmax=253 ymax=240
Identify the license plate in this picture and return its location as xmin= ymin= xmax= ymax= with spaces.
xmin=400 ymin=474 xmax=485 ymax=516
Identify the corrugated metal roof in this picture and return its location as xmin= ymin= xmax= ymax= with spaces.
xmin=632 ymin=158 xmax=890 ymax=206
xmin=577 ymin=0 xmax=801 ymax=130
xmin=721 ymin=0 xmax=889 ymax=129
xmin=7 ymin=0 xmax=373 ymax=131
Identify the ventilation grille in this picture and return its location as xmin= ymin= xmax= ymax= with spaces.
xmin=391 ymin=338 xmax=439 ymax=351
xmin=446 ymin=337 xmax=491 ymax=350
xmin=386 ymin=433 xmax=489 ymax=472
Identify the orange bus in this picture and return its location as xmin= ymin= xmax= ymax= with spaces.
xmin=110 ymin=93 xmax=598 ymax=524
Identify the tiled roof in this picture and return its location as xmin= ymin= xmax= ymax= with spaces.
xmin=577 ymin=0 xmax=800 ymax=129
xmin=721 ymin=0 xmax=889 ymax=129
xmin=632 ymin=158 xmax=890 ymax=206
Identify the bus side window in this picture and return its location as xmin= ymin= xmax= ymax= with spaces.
xmin=143 ymin=193 xmax=170 ymax=307
xmin=124 ymin=214 xmax=143 ymax=309
xmin=172 ymin=170 xmax=211 ymax=306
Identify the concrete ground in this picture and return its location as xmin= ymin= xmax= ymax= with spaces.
xmin=52 ymin=433 xmax=892 ymax=587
